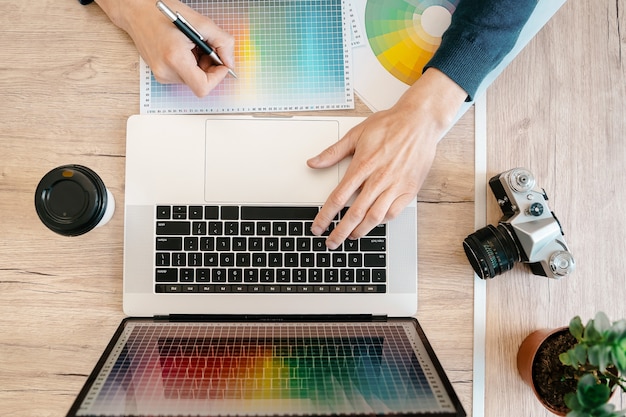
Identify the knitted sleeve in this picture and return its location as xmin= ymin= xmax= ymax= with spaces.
xmin=425 ymin=0 xmax=539 ymax=100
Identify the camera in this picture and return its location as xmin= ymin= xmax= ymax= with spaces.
xmin=463 ymin=168 xmax=575 ymax=279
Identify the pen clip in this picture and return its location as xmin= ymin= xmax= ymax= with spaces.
xmin=175 ymin=12 xmax=205 ymax=41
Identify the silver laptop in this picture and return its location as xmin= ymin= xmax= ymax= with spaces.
xmin=64 ymin=115 xmax=467 ymax=417
xmin=123 ymin=115 xmax=418 ymax=318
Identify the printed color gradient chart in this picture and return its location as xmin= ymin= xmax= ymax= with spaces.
xmin=75 ymin=321 xmax=458 ymax=416
xmin=365 ymin=0 xmax=459 ymax=85
xmin=141 ymin=0 xmax=353 ymax=114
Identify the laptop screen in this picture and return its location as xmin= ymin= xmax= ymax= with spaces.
xmin=68 ymin=318 xmax=464 ymax=417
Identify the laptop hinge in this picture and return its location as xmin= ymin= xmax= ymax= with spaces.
xmin=155 ymin=314 xmax=387 ymax=322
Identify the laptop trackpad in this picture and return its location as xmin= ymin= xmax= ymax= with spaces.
xmin=205 ymin=118 xmax=341 ymax=204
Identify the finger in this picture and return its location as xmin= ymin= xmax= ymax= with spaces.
xmin=323 ymin=183 xmax=387 ymax=249
xmin=307 ymin=125 xmax=361 ymax=168
xmin=178 ymin=61 xmax=230 ymax=97
xmin=310 ymin=155 xmax=375 ymax=238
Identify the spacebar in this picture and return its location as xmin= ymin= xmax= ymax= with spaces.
xmin=241 ymin=206 xmax=319 ymax=220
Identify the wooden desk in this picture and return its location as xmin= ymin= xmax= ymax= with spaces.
xmin=0 ymin=1 xmax=623 ymax=416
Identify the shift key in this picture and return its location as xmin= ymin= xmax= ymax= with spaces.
xmin=156 ymin=221 xmax=191 ymax=235
xmin=364 ymin=254 xmax=386 ymax=267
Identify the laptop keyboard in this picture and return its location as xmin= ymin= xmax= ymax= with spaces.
xmin=154 ymin=205 xmax=387 ymax=294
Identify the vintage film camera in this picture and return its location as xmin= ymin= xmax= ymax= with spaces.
xmin=463 ymin=168 xmax=575 ymax=279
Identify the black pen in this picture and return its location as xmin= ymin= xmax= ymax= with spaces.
xmin=156 ymin=0 xmax=237 ymax=78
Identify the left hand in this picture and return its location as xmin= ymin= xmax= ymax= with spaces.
xmin=307 ymin=68 xmax=468 ymax=249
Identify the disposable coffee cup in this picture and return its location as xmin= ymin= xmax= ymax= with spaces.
xmin=35 ymin=164 xmax=115 ymax=236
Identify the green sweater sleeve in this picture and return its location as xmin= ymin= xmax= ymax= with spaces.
xmin=425 ymin=0 xmax=539 ymax=100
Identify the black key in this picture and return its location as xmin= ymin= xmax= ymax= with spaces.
xmin=156 ymin=206 xmax=171 ymax=219
xmin=344 ymin=239 xmax=359 ymax=251
xmin=372 ymin=269 xmax=386 ymax=282
xmin=188 ymin=252 xmax=202 ymax=267
xmin=244 ymin=269 xmax=259 ymax=282
xmin=356 ymin=269 xmax=370 ymax=282
xmin=324 ymin=269 xmax=339 ymax=283
xmin=316 ymin=253 xmax=330 ymax=267
xmin=172 ymin=253 xmax=186 ymax=267
xmin=312 ymin=238 xmax=326 ymax=251
xmin=233 ymin=237 xmax=247 ymax=251
xmin=225 ymin=221 xmax=239 ymax=235
xmin=364 ymin=254 xmax=386 ymax=267
xmin=269 ymin=253 xmax=283 ymax=267
xmin=361 ymin=238 xmax=386 ymax=251
xmin=172 ymin=206 xmax=187 ymax=219
xmin=236 ymin=253 xmax=251 ymax=266
xmin=249 ymin=238 xmax=263 ymax=251
xmin=273 ymin=222 xmax=287 ymax=235
xmin=241 ymin=206 xmax=318 ymax=220
xmin=220 ymin=253 xmax=235 ymax=266
xmin=277 ymin=269 xmax=291 ymax=283
xmin=257 ymin=222 xmax=271 ymax=235
xmin=308 ymin=269 xmax=322 ymax=283
xmin=212 ymin=269 xmax=227 ymax=282
xmin=156 ymin=237 xmax=182 ymax=251
xmin=184 ymin=237 xmax=198 ymax=251
xmin=280 ymin=238 xmax=295 ymax=251
xmin=228 ymin=269 xmax=243 ymax=282
xmin=296 ymin=238 xmax=311 ymax=251
xmin=260 ymin=269 xmax=274 ymax=283
xmin=200 ymin=237 xmax=214 ymax=251
xmin=155 ymin=252 xmax=170 ymax=266
xmin=332 ymin=253 xmax=347 ymax=267
xmin=205 ymin=206 xmax=219 ymax=219
xmin=293 ymin=269 xmax=306 ymax=283
xmin=241 ymin=222 xmax=255 ymax=235
xmin=180 ymin=269 xmax=194 ymax=282
xmin=221 ymin=206 xmax=239 ymax=220
xmin=196 ymin=269 xmax=210 ymax=282
xmin=300 ymin=253 xmax=314 ymax=267
xmin=348 ymin=253 xmax=363 ymax=267
xmin=288 ymin=222 xmax=303 ymax=235
xmin=216 ymin=237 xmax=230 ymax=251
xmin=252 ymin=253 xmax=267 ymax=267
xmin=340 ymin=269 xmax=355 ymax=282
xmin=189 ymin=206 xmax=203 ymax=219
xmin=156 ymin=222 xmax=190 ymax=235
xmin=208 ymin=221 xmax=223 ymax=235
xmin=156 ymin=268 xmax=177 ymax=282
xmin=192 ymin=221 xmax=207 ymax=235
xmin=367 ymin=224 xmax=387 ymax=236
xmin=284 ymin=253 xmax=299 ymax=267
xmin=264 ymin=238 xmax=279 ymax=251
xmin=203 ymin=253 xmax=218 ymax=266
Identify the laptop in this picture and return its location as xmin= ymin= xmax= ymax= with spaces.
xmin=122 ymin=115 xmax=418 ymax=318
xmin=65 ymin=115 xmax=466 ymax=416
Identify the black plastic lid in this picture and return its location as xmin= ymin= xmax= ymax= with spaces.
xmin=34 ymin=165 xmax=109 ymax=236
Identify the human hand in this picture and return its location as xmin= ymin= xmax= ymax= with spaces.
xmin=95 ymin=0 xmax=235 ymax=97
xmin=307 ymin=68 xmax=468 ymax=249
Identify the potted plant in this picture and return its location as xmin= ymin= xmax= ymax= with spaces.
xmin=517 ymin=312 xmax=626 ymax=416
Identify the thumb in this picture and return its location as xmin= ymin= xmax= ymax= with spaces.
xmin=307 ymin=128 xmax=359 ymax=169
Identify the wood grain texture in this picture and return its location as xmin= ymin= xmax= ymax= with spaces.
xmin=485 ymin=0 xmax=626 ymax=414
xmin=3 ymin=0 xmax=621 ymax=416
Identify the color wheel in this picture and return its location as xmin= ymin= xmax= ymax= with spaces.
xmin=365 ymin=0 xmax=459 ymax=85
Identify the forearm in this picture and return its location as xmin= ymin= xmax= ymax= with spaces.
xmin=426 ymin=0 xmax=539 ymax=100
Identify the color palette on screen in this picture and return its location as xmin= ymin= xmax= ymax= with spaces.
xmin=365 ymin=0 xmax=459 ymax=85
xmin=77 ymin=321 xmax=455 ymax=416
xmin=141 ymin=0 xmax=353 ymax=114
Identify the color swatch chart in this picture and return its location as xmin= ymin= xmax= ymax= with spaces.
xmin=76 ymin=321 xmax=456 ymax=416
xmin=141 ymin=0 xmax=353 ymax=114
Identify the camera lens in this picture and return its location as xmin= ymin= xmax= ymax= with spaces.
xmin=463 ymin=224 xmax=520 ymax=279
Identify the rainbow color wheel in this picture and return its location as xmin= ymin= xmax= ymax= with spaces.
xmin=365 ymin=0 xmax=459 ymax=85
